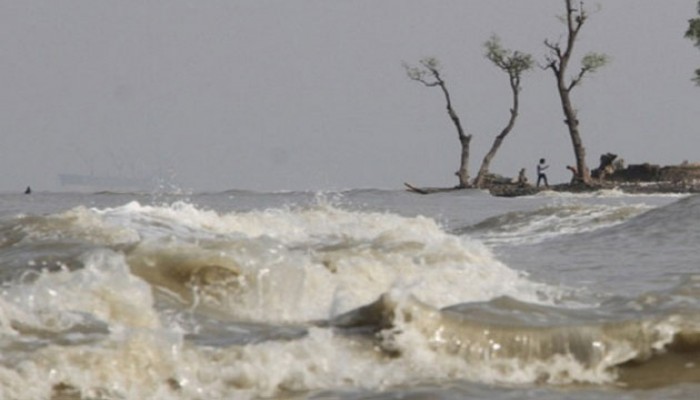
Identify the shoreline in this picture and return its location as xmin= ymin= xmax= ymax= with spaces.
xmin=488 ymin=181 xmax=700 ymax=197
xmin=404 ymin=180 xmax=700 ymax=197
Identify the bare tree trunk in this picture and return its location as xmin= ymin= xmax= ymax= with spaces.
xmin=557 ymin=0 xmax=591 ymax=185
xmin=473 ymin=77 xmax=520 ymax=188
xmin=471 ymin=36 xmax=533 ymax=188
xmin=405 ymin=59 xmax=472 ymax=188
xmin=457 ymin=132 xmax=471 ymax=187
xmin=558 ymin=86 xmax=590 ymax=183
xmin=441 ymin=85 xmax=471 ymax=188
xmin=544 ymin=0 xmax=605 ymax=186
xmin=408 ymin=49 xmax=531 ymax=190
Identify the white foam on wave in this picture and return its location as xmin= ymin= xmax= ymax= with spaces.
xmin=0 ymin=256 xmax=392 ymax=398
xmin=84 ymin=200 xmax=563 ymax=321
xmin=18 ymin=205 xmax=140 ymax=245
xmin=0 ymin=250 xmax=182 ymax=399
xmin=0 ymin=250 xmax=159 ymax=334
xmin=0 ymin=314 xmax=684 ymax=400
xmin=373 ymin=292 xmax=676 ymax=386
xmin=472 ymin=202 xmax=652 ymax=246
xmin=0 ymin=245 xmax=534 ymax=398
xmin=529 ymin=188 xmax=689 ymax=199
xmin=0 ymin=247 xmax=687 ymax=399
xmin=8 ymin=199 xmax=568 ymax=322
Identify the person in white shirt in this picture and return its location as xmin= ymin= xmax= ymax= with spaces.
xmin=537 ymin=158 xmax=549 ymax=188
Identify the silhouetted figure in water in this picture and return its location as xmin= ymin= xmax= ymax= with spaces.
xmin=24 ymin=186 xmax=31 ymax=194
xmin=537 ymin=158 xmax=549 ymax=188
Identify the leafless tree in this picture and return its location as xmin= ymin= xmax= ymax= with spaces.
xmin=544 ymin=0 xmax=608 ymax=185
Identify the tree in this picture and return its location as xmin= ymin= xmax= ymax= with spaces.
xmin=404 ymin=58 xmax=471 ymax=188
xmin=686 ymin=0 xmax=700 ymax=85
xmin=473 ymin=36 xmax=534 ymax=188
xmin=404 ymin=37 xmax=532 ymax=189
xmin=544 ymin=0 xmax=608 ymax=185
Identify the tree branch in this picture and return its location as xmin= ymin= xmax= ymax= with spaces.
xmin=567 ymin=68 xmax=586 ymax=91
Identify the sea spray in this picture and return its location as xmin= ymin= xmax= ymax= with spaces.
xmin=0 ymin=191 xmax=697 ymax=399
xmin=460 ymin=203 xmax=652 ymax=246
xmin=112 ymin=201 xmax=561 ymax=321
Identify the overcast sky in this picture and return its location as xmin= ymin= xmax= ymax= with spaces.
xmin=1 ymin=1 xmax=698 ymax=192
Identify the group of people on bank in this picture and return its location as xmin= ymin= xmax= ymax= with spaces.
xmin=517 ymin=158 xmax=577 ymax=189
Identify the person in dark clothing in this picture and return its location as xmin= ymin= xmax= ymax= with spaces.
xmin=537 ymin=158 xmax=549 ymax=188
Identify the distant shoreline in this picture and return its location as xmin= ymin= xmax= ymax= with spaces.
xmin=404 ymin=180 xmax=700 ymax=197
xmin=406 ymin=161 xmax=700 ymax=197
xmin=488 ymin=181 xmax=700 ymax=197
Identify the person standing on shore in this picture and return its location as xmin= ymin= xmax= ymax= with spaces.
xmin=537 ymin=158 xmax=549 ymax=187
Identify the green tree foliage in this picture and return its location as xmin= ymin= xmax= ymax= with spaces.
xmin=403 ymin=57 xmax=472 ymax=188
xmin=484 ymin=35 xmax=534 ymax=77
xmin=686 ymin=1 xmax=700 ymax=84
xmin=543 ymin=0 xmax=608 ymax=185
xmin=473 ymin=36 xmax=534 ymax=188
xmin=404 ymin=37 xmax=533 ymax=189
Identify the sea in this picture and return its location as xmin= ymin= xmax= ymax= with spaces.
xmin=0 ymin=188 xmax=698 ymax=399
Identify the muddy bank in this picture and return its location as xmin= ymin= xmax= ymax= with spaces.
xmin=405 ymin=162 xmax=700 ymax=197
xmin=404 ymin=180 xmax=700 ymax=198
xmin=488 ymin=181 xmax=700 ymax=197
xmin=490 ymin=160 xmax=700 ymax=197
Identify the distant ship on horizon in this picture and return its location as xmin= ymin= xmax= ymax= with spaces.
xmin=58 ymin=173 xmax=154 ymax=191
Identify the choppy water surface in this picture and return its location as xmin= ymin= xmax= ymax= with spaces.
xmin=0 ymin=189 xmax=698 ymax=399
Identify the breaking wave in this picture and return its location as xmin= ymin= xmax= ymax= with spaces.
xmin=0 ymin=197 xmax=698 ymax=398
xmin=458 ymin=202 xmax=651 ymax=246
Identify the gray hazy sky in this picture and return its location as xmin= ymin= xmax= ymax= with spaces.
xmin=2 ymin=1 xmax=699 ymax=192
